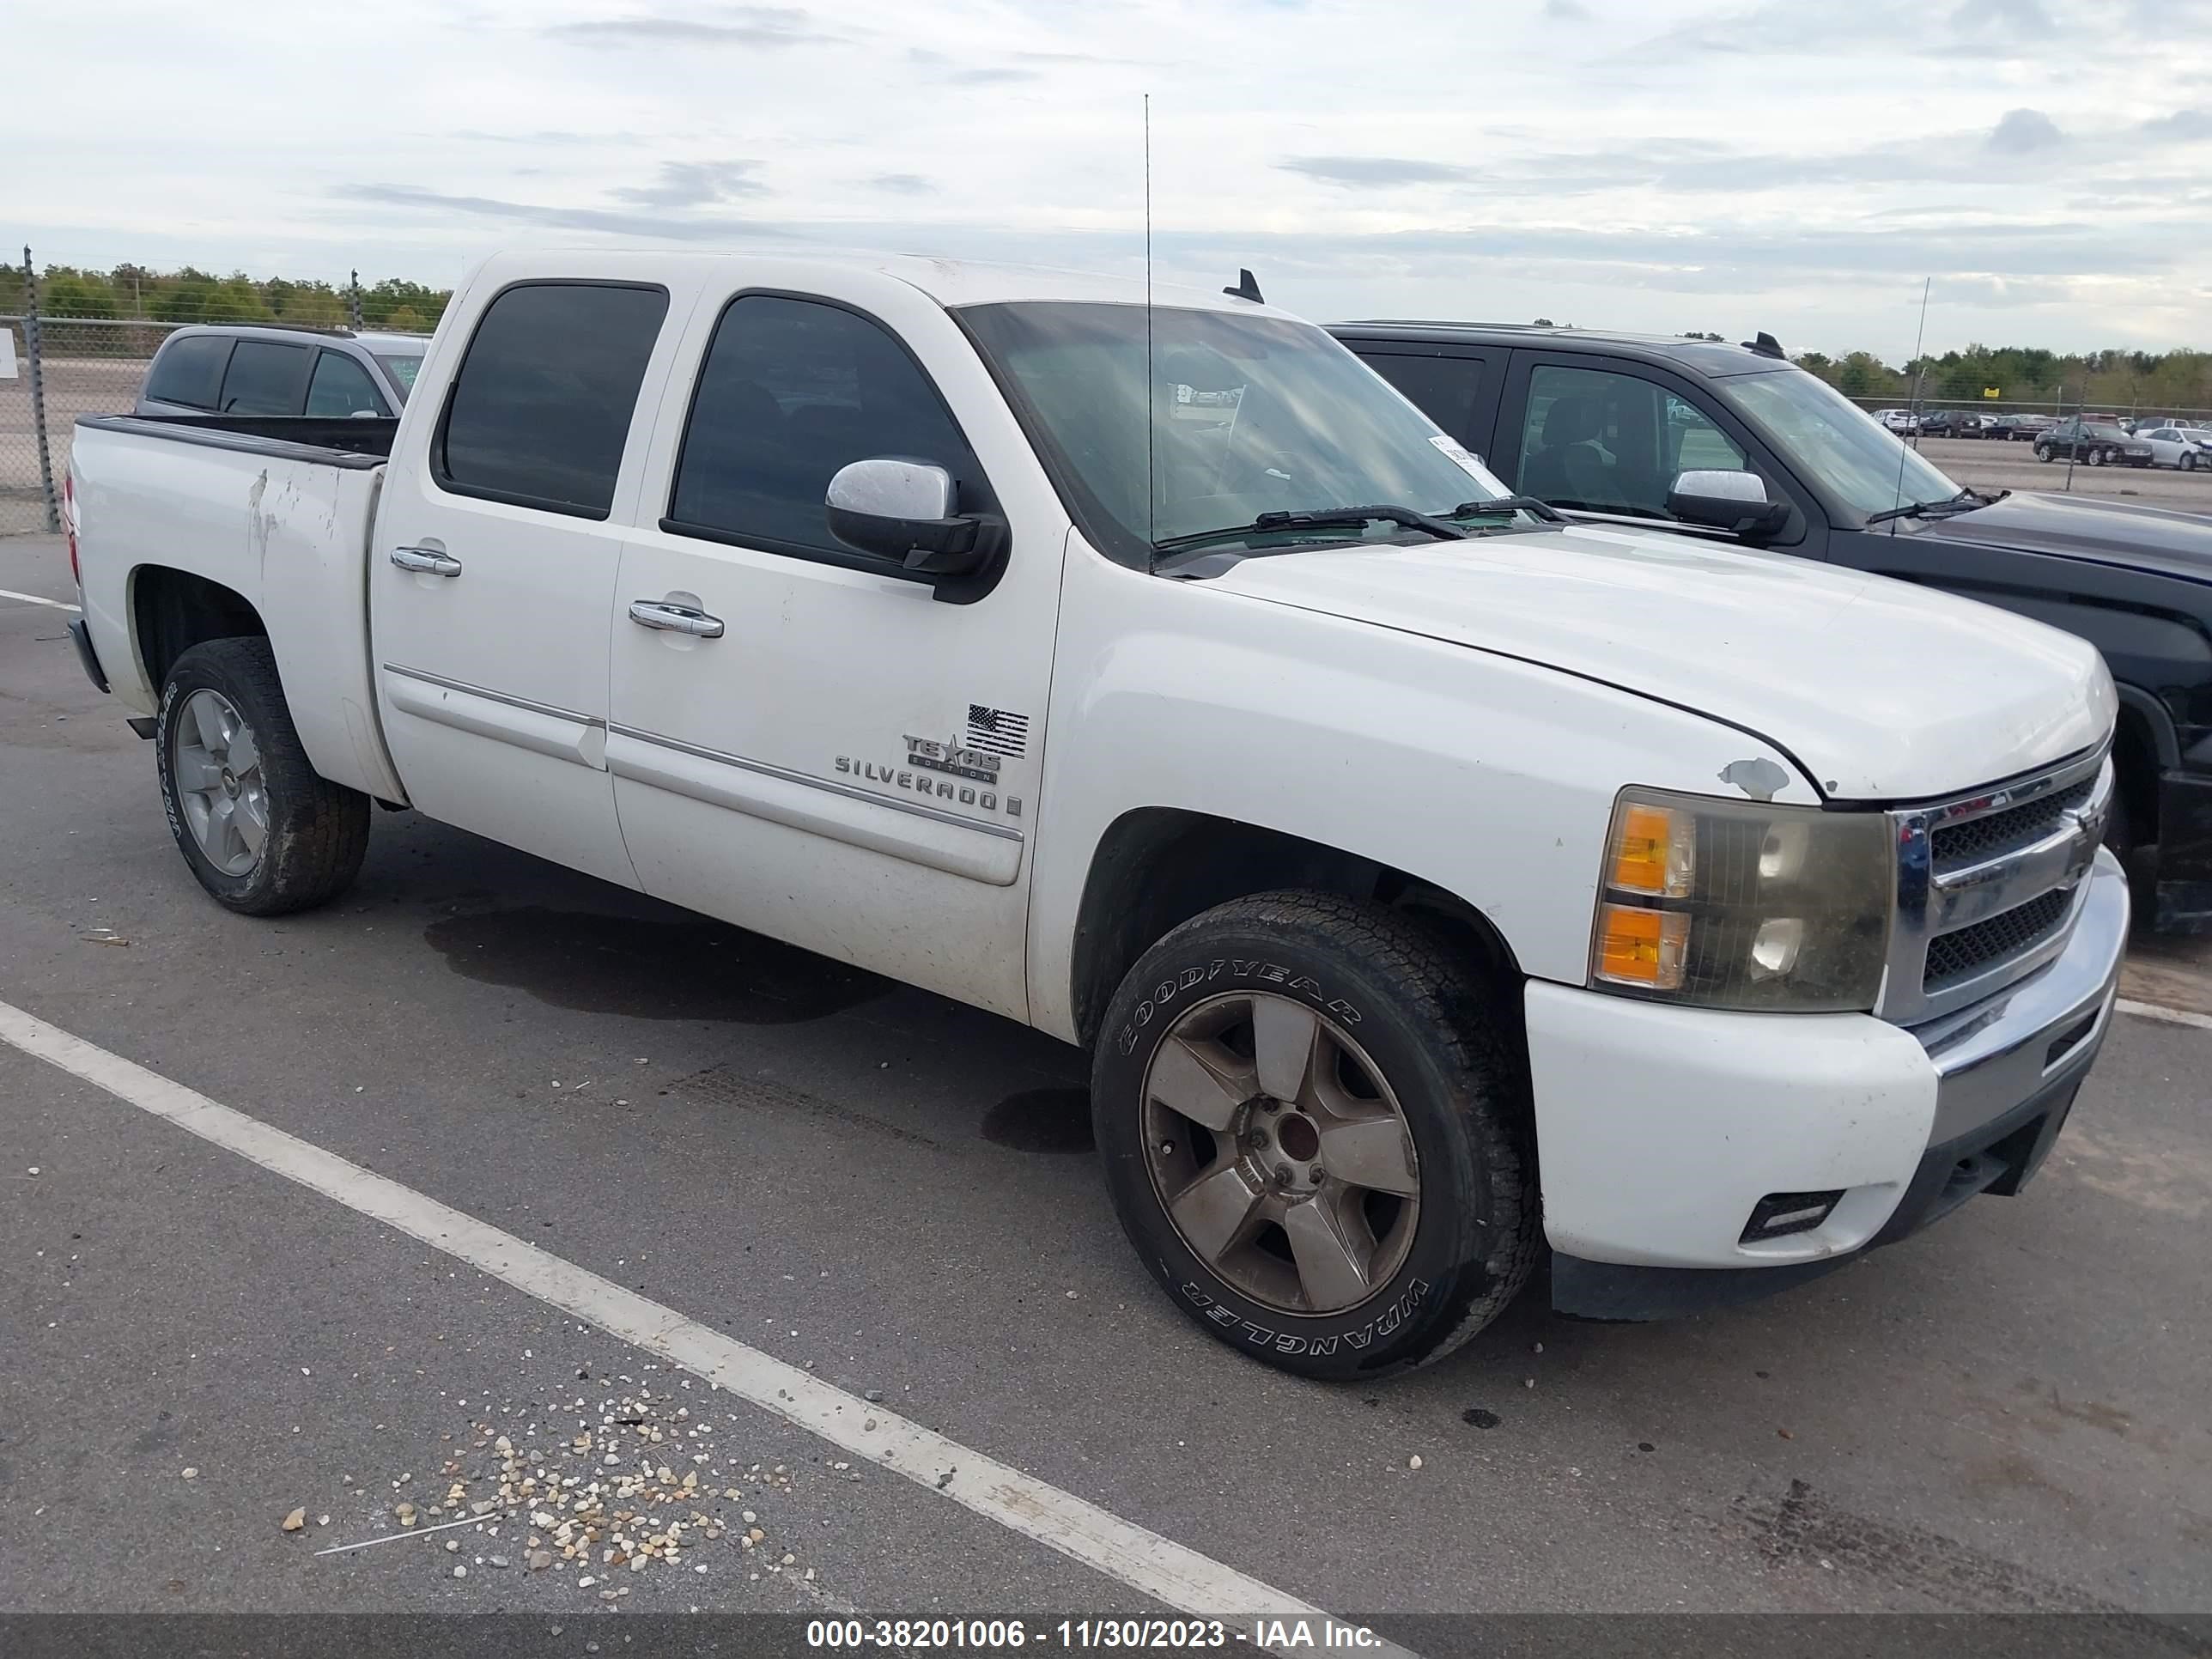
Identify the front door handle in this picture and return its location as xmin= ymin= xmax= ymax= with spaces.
xmin=628 ymin=599 xmax=725 ymax=639
xmin=391 ymin=546 xmax=463 ymax=577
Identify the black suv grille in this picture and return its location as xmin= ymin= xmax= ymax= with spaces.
xmin=1930 ymin=776 xmax=2094 ymax=869
xmin=1923 ymin=888 xmax=2072 ymax=991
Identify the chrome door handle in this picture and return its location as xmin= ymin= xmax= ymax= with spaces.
xmin=628 ymin=599 xmax=725 ymax=639
xmin=390 ymin=546 xmax=463 ymax=577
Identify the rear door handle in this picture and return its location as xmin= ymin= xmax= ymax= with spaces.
xmin=390 ymin=546 xmax=463 ymax=577
xmin=628 ymin=599 xmax=725 ymax=639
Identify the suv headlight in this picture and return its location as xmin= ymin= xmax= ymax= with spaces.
xmin=1589 ymin=787 xmax=1893 ymax=1012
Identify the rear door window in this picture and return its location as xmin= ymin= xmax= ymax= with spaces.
xmin=434 ymin=282 xmax=671 ymax=519
xmin=218 ymin=341 xmax=315 ymax=416
xmin=306 ymin=349 xmax=388 ymax=417
xmin=143 ymin=335 xmax=234 ymax=410
xmin=1352 ymin=350 xmax=1488 ymax=448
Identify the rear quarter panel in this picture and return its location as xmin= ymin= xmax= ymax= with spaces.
xmin=70 ymin=427 xmax=404 ymax=800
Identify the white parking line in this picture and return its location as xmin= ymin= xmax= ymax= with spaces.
xmin=2116 ymin=997 xmax=2212 ymax=1033
xmin=0 ymin=587 xmax=80 ymax=611
xmin=0 ymin=997 xmax=1404 ymax=1654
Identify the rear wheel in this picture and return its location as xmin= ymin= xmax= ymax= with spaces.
xmin=2182 ymin=452 xmax=2197 ymax=472
xmin=156 ymin=637 xmax=370 ymax=915
xmin=1092 ymin=892 xmax=1539 ymax=1380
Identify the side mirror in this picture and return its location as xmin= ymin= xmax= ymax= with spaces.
xmin=1668 ymin=468 xmax=1789 ymax=541
xmin=825 ymin=458 xmax=1004 ymax=580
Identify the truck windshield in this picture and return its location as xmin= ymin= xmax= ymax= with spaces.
xmin=957 ymin=301 xmax=1510 ymax=562
xmin=1723 ymin=368 xmax=1963 ymax=526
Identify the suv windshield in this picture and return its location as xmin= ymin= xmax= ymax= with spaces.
xmin=957 ymin=301 xmax=1510 ymax=561
xmin=1723 ymin=368 xmax=1960 ymax=526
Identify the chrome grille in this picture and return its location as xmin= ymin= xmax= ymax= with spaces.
xmin=1880 ymin=745 xmax=2112 ymax=1025
xmin=1923 ymin=889 xmax=2071 ymax=992
xmin=1929 ymin=776 xmax=2095 ymax=871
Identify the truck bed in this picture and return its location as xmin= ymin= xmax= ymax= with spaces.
xmin=69 ymin=411 xmax=409 ymax=805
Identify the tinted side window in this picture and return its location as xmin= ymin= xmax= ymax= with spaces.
xmin=669 ymin=295 xmax=985 ymax=560
xmin=219 ymin=341 xmax=315 ymax=416
xmin=1516 ymin=364 xmax=1745 ymax=519
xmin=1354 ymin=350 xmax=1486 ymax=447
xmin=306 ymin=350 xmax=387 ymax=417
xmin=436 ymin=283 xmax=670 ymax=519
xmin=144 ymin=335 xmax=234 ymax=410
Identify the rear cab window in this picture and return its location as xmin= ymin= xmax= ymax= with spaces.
xmin=1347 ymin=349 xmax=1490 ymax=450
xmin=143 ymin=334 xmax=234 ymax=410
xmin=434 ymin=282 xmax=671 ymax=519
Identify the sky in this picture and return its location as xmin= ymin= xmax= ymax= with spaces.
xmin=11 ymin=0 xmax=2212 ymax=359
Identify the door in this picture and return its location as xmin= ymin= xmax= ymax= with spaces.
xmin=1492 ymin=354 xmax=1817 ymax=550
xmin=607 ymin=280 xmax=1061 ymax=1020
xmin=372 ymin=278 xmax=678 ymax=889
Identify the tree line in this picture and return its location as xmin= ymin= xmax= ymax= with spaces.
xmin=0 ymin=263 xmax=452 ymax=334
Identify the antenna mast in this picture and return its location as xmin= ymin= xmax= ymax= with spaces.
xmin=1887 ymin=276 xmax=1933 ymax=534
xmin=1144 ymin=93 xmax=1157 ymax=571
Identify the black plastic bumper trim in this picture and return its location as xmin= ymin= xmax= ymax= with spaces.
xmin=67 ymin=617 xmax=108 ymax=694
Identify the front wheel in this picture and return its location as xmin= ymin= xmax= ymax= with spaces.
xmin=2088 ymin=447 xmax=2107 ymax=466
xmin=2036 ymin=444 xmax=2053 ymax=462
xmin=156 ymin=637 xmax=371 ymax=915
xmin=2181 ymin=452 xmax=2197 ymax=472
xmin=1092 ymin=893 xmax=1540 ymax=1380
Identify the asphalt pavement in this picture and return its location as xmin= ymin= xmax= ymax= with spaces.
xmin=3 ymin=533 xmax=2208 ymax=1638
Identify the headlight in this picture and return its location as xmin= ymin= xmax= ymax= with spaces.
xmin=1589 ymin=787 xmax=1893 ymax=1012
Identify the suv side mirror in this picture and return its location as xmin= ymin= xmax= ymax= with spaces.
xmin=825 ymin=458 xmax=1006 ymax=581
xmin=1668 ymin=468 xmax=1789 ymax=541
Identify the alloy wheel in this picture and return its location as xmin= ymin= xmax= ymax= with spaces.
xmin=172 ymin=689 xmax=269 ymax=876
xmin=1139 ymin=992 xmax=1420 ymax=1316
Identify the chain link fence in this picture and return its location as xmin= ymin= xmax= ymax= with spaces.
xmin=2 ymin=247 xmax=438 ymax=536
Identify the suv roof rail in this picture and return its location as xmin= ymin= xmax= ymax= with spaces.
xmin=176 ymin=320 xmax=359 ymax=340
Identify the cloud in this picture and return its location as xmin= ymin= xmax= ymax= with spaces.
xmin=865 ymin=172 xmax=934 ymax=194
xmin=612 ymin=161 xmax=769 ymax=208
xmin=1542 ymin=0 xmax=1591 ymax=16
xmin=1279 ymin=155 xmax=1478 ymax=186
xmin=545 ymin=6 xmax=833 ymax=47
xmin=333 ymin=182 xmax=797 ymax=242
xmin=1987 ymin=108 xmax=2066 ymax=154
xmin=943 ymin=67 xmax=1037 ymax=85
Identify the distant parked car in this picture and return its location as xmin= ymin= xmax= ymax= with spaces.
xmin=1918 ymin=410 xmax=1959 ymax=437
xmin=137 ymin=325 xmax=428 ymax=420
xmin=2035 ymin=417 xmax=2154 ymax=467
xmin=2137 ymin=425 xmax=2212 ymax=471
xmin=2006 ymin=414 xmax=2057 ymax=441
xmin=1872 ymin=408 xmax=1920 ymax=434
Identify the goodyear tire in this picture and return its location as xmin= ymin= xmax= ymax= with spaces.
xmin=1092 ymin=892 xmax=1539 ymax=1380
xmin=156 ymin=637 xmax=371 ymax=916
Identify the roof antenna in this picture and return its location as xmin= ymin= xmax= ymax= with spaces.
xmin=1887 ymin=276 xmax=1932 ymax=536
xmin=1224 ymin=268 xmax=1263 ymax=304
xmin=1144 ymin=93 xmax=1158 ymax=574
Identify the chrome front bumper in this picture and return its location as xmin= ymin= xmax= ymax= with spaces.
xmin=1912 ymin=846 xmax=2130 ymax=1146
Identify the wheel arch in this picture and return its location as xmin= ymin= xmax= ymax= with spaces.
xmin=1067 ymin=806 xmax=1526 ymax=1050
xmin=131 ymin=565 xmax=268 ymax=695
xmin=2112 ymin=684 xmax=2177 ymax=847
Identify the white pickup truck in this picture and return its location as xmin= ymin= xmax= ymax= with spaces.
xmin=66 ymin=250 xmax=2129 ymax=1376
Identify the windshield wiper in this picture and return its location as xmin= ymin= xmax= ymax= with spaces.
xmin=1449 ymin=495 xmax=1569 ymax=525
xmin=1152 ymin=503 xmax=1469 ymax=555
xmin=1866 ymin=485 xmax=2006 ymax=527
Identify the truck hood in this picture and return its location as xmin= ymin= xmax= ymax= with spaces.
xmin=1906 ymin=489 xmax=2212 ymax=587
xmin=1211 ymin=523 xmax=2112 ymax=801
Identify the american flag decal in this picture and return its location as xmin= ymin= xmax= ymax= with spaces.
xmin=966 ymin=704 xmax=1029 ymax=757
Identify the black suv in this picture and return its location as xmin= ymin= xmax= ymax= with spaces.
xmin=2035 ymin=417 xmax=2154 ymax=468
xmin=1328 ymin=319 xmax=2212 ymax=931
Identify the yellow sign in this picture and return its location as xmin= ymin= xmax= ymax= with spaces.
xmin=1981 ymin=387 xmax=2002 ymax=398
